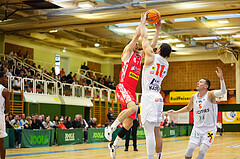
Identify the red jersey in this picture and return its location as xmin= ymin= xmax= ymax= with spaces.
xmin=119 ymin=52 xmax=141 ymax=91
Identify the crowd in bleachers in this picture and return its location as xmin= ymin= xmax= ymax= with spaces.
xmin=4 ymin=50 xmax=117 ymax=90
xmin=5 ymin=113 xmax=103 ymax=148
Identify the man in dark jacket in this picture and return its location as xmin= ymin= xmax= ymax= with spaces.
xmin=31 ymin=115 xmax=45 ymax=129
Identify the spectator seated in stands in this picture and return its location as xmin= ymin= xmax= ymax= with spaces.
xmin=24 ymin=51 xmax=30 ymax=63
xmin=13 ymin=65 xmax=21 ymax=76
xmin=58 ymin=118 xmax=66 ymax=129
xmin=20 ymin=113 xmax=27 ymax=126
xmin=170 ymin=119 xmax=175 ymax=127
xmin=13 ymin=77 xmax=21 ymax=90
xmin=64 ymin=116 xmax=73 ymax=129
xmin=216 ymin=120 xmax=223 ymax=136
xmin=107 ymin=108 xmax=114 ymax=121
xmin=104 ymin=119 xmax=111 ymax=128
xmin=163 ymin=118 xmax=170 ymax=127
xmin=0 ymin=57 xmax=7 ymax=66
xmin=31 ymin=115 xmax=45 ymax=130
xmin=66 ymin=72 xmax=73 ymax=84
xmin=10 ymin=114 xmax=20 ymax=126
xmin=24 ymin=116 xmax=32 ymax=129
xmin=81 ymin=62 xmax=89 ymax=70
xmin=6 ymin=68 xmax=13 ymax=77
xmin=53 ymin=116 xmax=59 ymax=127
xmin=5 ymin=115 xmax=13 ymax=129
xmin=42 ymin=116 xmax=54 ymax=129
xmin=77 ymin=114 xmax=88 ymax=143
xmin=88 ymin=118 xmax=97 ymax=128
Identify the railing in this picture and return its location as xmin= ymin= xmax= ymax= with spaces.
xmin=7 ymin=76 xmax=142 ymax=103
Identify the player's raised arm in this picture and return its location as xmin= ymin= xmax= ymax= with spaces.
xmin=122 ymin=22 xmax=141 ymax=60
xmin=140 ymin=12 xmax=154 ymax=57
xmin=150 ymin=20 xmax=161 ymax=49
xmin=209 ymin=67 xmax=226 ymax=99
xmin=168 ymin=95 xmax=194 ymax=114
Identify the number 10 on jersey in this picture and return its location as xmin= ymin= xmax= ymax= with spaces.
xmin=155 ymin=63 xmax=165 ymax=77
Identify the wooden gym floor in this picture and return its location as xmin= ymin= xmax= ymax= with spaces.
xmin=6 ymin=132 xmax=240 ymax=159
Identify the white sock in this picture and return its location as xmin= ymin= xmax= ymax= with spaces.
xmin=113 ymin=136 xmax=122 ymax=147
xmin=147 ymin=155 xmax=154 ymax=159
xmin=111 ymin=119 xmax=121 ymax=130
xmin=156 ymin=152 xmax=162 ymax=159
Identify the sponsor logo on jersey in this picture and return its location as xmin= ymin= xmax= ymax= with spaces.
xmin=196 ymin=108 xmax=210 ymax=114
xmin=155 ymin=98 xmax=163 ymax=102
xmin=129 ymin=72 xmax=139 ymax=80
xmin=133 ymin=57 xmax=136 ymax=63
xmin=150 ymin=71 xmax=154 ymax=74
xmin=131 ymin=65 xmax=135 ymax=71
xmin=152 ymin=66 xmax=155 ymax=70
xmin=207 ymin=132 xmax=213 ymax=143
xmin=149 ymin=78 xmax=161 ymax=92
xmin=149 ymin=85 xmax=160 ymax=92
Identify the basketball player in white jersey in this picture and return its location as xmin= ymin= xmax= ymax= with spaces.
xmin=168 ymin=67 xmax=226 ymax=159
xmin=0 ymin=72 xmax=10 ymax=159
xmin=140 ymin=12 xmax=172 ymax=159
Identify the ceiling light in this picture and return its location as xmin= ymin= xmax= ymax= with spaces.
xmin=177 ymin=3 xmax=205 ymax=9
xmin=94 ymin=43 xmax=100 ymax=47
xmin=176 ymin=44 xmax=185 ymax=47
xmin=206 ymin=14 xmax=240 ymax=20
xmin=174 ymin=17 xmax=196 ymax=22
xmin=192 ymin=36 xmax=221 ymax=40
xmin=218 ymin=20 xmax=229 ymax=24
xmin=113 ymin=28 xmax=136 ymax=34
xmin=63 ymin=48 xmax=66 ymax=53
xmin=215 ymin=26 xmax=240 ymax=30
xmin=232 ymin=34 xmax=240 ymax=38
xmin=158 ymin=39 xmax=181 ymax=43
xmin=78 ymin=1 xmax=94 ymax=9
xmin=49 ymin=30 xmax=58 ymax=33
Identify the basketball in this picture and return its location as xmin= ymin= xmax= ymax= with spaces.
xmin=146 ymin=9 xmax=161 ymax=24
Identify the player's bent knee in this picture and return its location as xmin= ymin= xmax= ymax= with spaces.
xmin=118 ymin=127 xmax=128 ymax=138
xmin=185 ymin=143 xmax=197 ymax=157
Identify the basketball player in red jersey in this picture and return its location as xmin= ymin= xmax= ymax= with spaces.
xmin=105 ymin=15 xmax=162 ymax=159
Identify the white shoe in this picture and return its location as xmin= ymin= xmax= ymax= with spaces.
xmin=108 ymin=143 xmax=116 ymax=159
xmin=104 ymin=126 xmax=113 ymax=141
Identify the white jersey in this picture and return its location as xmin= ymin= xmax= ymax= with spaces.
xmin=141 ymin=54 xmax=169 ymax=124
xmin=193 ymin=91 xmax=218 ymax=133
xmin=0 ymin=84 xmax=5 ymax=116
xmin=142 ymin=54 xmax=169 ymax=94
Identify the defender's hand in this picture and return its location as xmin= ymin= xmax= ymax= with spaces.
xmin=215 ymin=67 xmax=224 ymax=80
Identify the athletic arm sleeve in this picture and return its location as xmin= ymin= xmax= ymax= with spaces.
xmin=214 ymin=80 xmax=226 ymax=97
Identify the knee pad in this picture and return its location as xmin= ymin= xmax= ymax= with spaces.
xmin=118 ymin=127 xmax=128 ymax=138
xmin=185 ymin=143 xmax=197 ymax=157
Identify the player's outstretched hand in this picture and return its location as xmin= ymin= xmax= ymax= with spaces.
xmin=155 ymin=19 xmax=162 ymax=30
xmin=167 ymin=109 xmax=176 ymax=114
xmin=140 ymin=12 xmax=147 ymax=25
xmin=215 ymin=67 xmax=224 ymax=80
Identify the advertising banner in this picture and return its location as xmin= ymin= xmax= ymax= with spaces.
xmin=169 ymin=91 xmax=198 ymax=103
xmin=222 ymin=111 xmax=240 ymax=124
xmin=88 ymin=128 xmax=108 ymax=143
xmin=21 ymin=129 xmax=53 ymax=148
xmin=57 ymin=128 xmax=83 ymax=145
